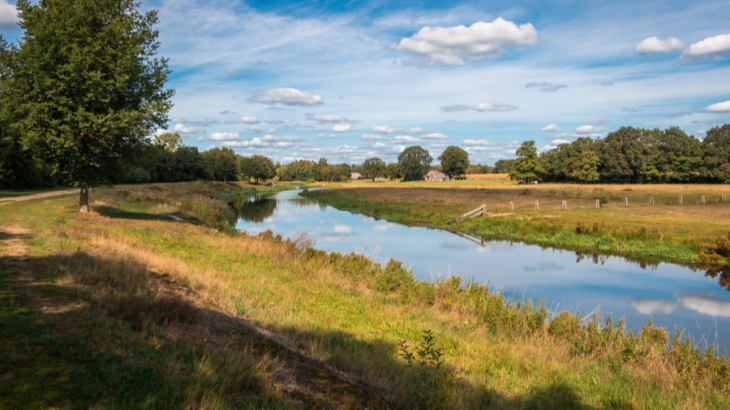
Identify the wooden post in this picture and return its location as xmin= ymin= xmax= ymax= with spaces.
xmin=679 ymin=196 xmax=683 ymax=204
xmin=723 ymin=194 xmax=727 ymax=202
xmin=624 ymin=197 xmax=628 ymax=207
xmin=510 ymin=201 xmax=514 ymax=212
xmin=701 ymin=195 xmax=706 ymax=204
xmin=535 ymin=200 xmax=539 ymax=211
xmin=562 ymin=201 xmax=567 ymax=211
xmin=650 ymin=197 xmax=654 ymax=205
xmin=596 ymin=199 xmax=600 ymax=209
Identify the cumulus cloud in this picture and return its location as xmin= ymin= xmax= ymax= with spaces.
xmin=332 ymin=124 xmax=353 ymax=132
xmin=147 ymin=129 xmax=168 ymax=140
xmin=173 ymin=123 xmax=203 ymax=134
xmin=623 ymin=107 xmax=641 ymax=112
xmin=372 ymin=126 xmax=437 ymax=136
xmin=601 ymin=82 xmax=614 ymax=87
xmin=693 ymin=130 xmax=707 ymax=138
xmin=220 ymin=110 xmax=234 ymax=115
xmin=540 ymin=124 xmax=561 ymax=132
xmin=237 ymin=116 xmax=260 ymax=124
xmin=440 ymin=104 xmax=472 ymax=112
xmin=421 ymin=132 xmax=448 ymax=140
xmin=171 ymin=118 xmax=187 ymax=124
xmin=682 ymin=34 xmax=730 ymax=61
xmin=224 ymin=69 xmax=236 ymax=75
xmin=588 ymin=118 xmax=610 ymax=125
xmin=393 ymin=135 xmax=422 ymax=143
xmin=462 ymin=138 xmax=491 ymax=146
xmin=552 ymin=139 xmax=571 ymax=144
xmin=207 ymin=132 xmax=241 ymax=141
xmin=306 ymin=114 xmax=351 ymax=123
xmin=677 ymin=293 xmax=730 ymax=318
xmin=248 ymin=88 xmax=324 ymax=106
xmin=699 ymin=100 xmax=730 ymax=112
xmin=474 ymin=102 xmax=517 ymax=112
xmin=0 ymin=0 xmax=19 ymax=28
xmin=318 ymin=133 xmax=341 ymax=139
xmin=526 ymin=82 xmax=567 ymax=92
xmin=635 ymin=36 xmax=686 ymax=54
xmin=575 ymin=125 xmax=608 ymax=134
xmin=390 ymin=18 xmax=538 ymax=65
xmin=263 ymin=118 xmax=285 ymax=124
xmin=361 ymin=134 xmax=388 ymax=141
xmin=221 ymin=134 xmax=304 ymax=149
xmin=249 ymin=125 xmax=276 ymax=135
xmin=192 ymin=117 xmax=217 ymax=127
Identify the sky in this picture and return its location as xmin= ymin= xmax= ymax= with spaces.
xmin=1 ymin=0 xmax=730 ymax=165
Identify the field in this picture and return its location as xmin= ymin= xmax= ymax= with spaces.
xmin=1 ymin=181 xmax=729 ymax=409
xmin=304 ymin=176 xmax=730 ymax=265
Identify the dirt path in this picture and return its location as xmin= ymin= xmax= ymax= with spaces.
xmin=0 ymin=189 xmax=78 ymax=204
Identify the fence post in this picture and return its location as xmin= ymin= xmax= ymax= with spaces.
xmin=510 ymin=201 xmax=514 ymax=212
xmin=624 ymin=197 xmax=628 ymax=207
xmin=596 ymin=199 xmax=600 ymax=209
xmin=701 ymin=195 xmax=706 ymax=204
xmin=723 ymin=194 xmax=727 ymax=202
xmin=535 ymin=200 xmax=539 ymax=211
xmin=650 ymin=197 xmax=654 ymax=205
xmin=679 ymin=196 xmax=683 ymax=204
xmin=562 ymin=200 xmax=567 ymax=211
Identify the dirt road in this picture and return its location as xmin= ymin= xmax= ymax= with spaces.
xmin=0 ymin=189 xmax=78 ymax=205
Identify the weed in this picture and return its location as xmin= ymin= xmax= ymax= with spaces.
xmin=399 ymin=330 xmax=456 ymax=410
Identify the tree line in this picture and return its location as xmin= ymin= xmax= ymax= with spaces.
xmin=509 ymin=125 xmax=730 ymax=183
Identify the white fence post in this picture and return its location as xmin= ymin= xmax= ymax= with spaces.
xmin=596 ymin=199 xmax=600 ymax=209
xmin=701 ymin=195 xmax=706 ymax=204
xmin=624 ymin=197 xmax=629 ymax=207
xmin=679 ymin=196 xmax=683 ymax=204
xmin=510 ymin=201 xmax=514 ymax=212
xmin=650 ymin=197 xmax=654 ymax=205
xmin=562 ymin=200 xmax=567 ymax=211
xmin=535 ymin=200 xmax=539 ymax=211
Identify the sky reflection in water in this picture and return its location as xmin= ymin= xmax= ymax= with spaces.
xmin=235 ymin=189 xmax=730 ymax=351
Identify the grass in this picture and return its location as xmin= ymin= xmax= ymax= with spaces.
xmin=305 ymin=179 xmax=730 ymax=264
xmin=0 ymin=181 xmax=729 ymax=409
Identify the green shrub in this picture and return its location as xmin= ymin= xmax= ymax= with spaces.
xmin=399 ymin=330 xmax=456 ymax=410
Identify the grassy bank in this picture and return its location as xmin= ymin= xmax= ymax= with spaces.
xmin=302 ymin=181 xmax=730 ymax=264
xmin=1 ymin=182 xmax=728 ymax=409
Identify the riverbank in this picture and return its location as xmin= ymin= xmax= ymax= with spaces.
xmin=1 ymin=182 xmax=728 ymax=409
xmin=301 ymin=182 xmax=730 ymax=265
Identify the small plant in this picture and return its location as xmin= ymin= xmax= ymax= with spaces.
xmin=597 ymin=195 xmax=609 ymax=205
xmin=399 ymin=330 xmax=456 ymax=410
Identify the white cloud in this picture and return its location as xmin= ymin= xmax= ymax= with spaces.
xmin=334 ymin=224 xmax=352 ymax=233
xmin=147 ymin=129 xmax=168 ymax=140
xmin=171 ymin=118 xmax=187 ymax=123
xmin=306 ymin=114 xmax=351 ymax=123
xmin=0 ymin=0 xmax=18 ymax=28
xmin=588 ymin=118 xmax=610 ymax=125
xmin=635 ymin=36 xmax=686 ymax=54
xmin=224 ymin=69 xmax=236 ymax=75
xmin=552 ymin=139 xmax=571 ymax=144
xmin=540 ymin=124 xmax=561 ymax=132
xmin=318 ymin=133 xmax=341 ymax=139
xmin=333 ymin=124 xmax=353 ymax=132
xmin=361 ymin=134 xmax=388 ymax=141
xmin=248 ymin=88 xmax=324 ymax=106
xmin=623 ymin=107 xmax=641 ymax=112
xmin=678 ymin=293 xmax=730 ymax=318
xmin=693 ymin=130 xmax=707 ymax=138
xmin=249 ymin=125 xmax=276 ymax=135
xmin=173 ymin=123 xmax=203 ymax=134
xmin=474 ymin=102 xmax=517 ymax=112
xmin=440 ymin=104 xmax=471 ymax=112
xmin=682 ymin=34 xmax=730 ymax=61
xmin=390 ymin=18 xmax=538 ymax=65
xmin=630 ymin=299 xmax=681 ymax=315
xmin=421 ymin=132 xmax=448 ymax=140
xmin=526 ymin=82 xmax=567 ymax=92
xmin=699 ymin=100 xmax=730 ymax=112
xmin=207 ymin=132 xmax=242 ymax=141
xmin=462 ymin=138 xmax=491 ymax=146
xmin=575 ymin=125 xmax=607 ymax=134
xmin=263 ymin=118 xmax=285 ymax=124
xmin=393 ymin=135 xmax=422 ymax=143
xmin=372 ymin=126 xmax=437 ymax=136
xmin=601 ymin=82 xmax=614 ymax=87
xmin=237 ymin=116 xmax=260 ymax=124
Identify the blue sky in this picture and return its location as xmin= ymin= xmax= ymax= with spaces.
xmin=1 ymin=0 xmax=729 ymax=165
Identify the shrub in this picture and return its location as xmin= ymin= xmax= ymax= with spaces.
xmin=399 ymin=330 xmax=456 ymax=410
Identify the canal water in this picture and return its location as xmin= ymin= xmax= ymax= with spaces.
xmin=235 ymin=188 xmax=730 ymax=351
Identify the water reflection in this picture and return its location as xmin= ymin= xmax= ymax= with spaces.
xmin=235 ymin=189 xmax=730 ymax=350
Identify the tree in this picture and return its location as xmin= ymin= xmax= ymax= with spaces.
xmin=154 ymin=132 xmax=183 ymax=152
xmin=202 ymin=147 xmax=238 ymax=182
xmin=247 ymin=155 xmax=276 ymax=183
xmin=386 ymin=163 xmax=400 ymax=180
xmin=398 ymin=145 xmax=432 ymax=181
xmin=438 ymin=146 xmax=469 ymax=179
xmin=493 ymin=159 xmax=516 ymax=174
xmin=565 ymin=138 xmax=600 ymax=182
xmin=509 ymin=141 xmax=544 ymax=182
xmin=361 ymin=157 xmax=386 ymax=181
xmin=702 ymin=124 xmax=730 ymax=183
xmin=8 ymin=0 xmax=173 ymax=212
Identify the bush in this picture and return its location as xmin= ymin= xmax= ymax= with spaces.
xmin=399 ymin=330 xmax=456 ymax=409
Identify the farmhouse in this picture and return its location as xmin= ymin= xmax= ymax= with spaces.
xmin=424 ymin=170 xmax=451 ymax=181
xmin=350 ymin=172 xmax=363 ymax=180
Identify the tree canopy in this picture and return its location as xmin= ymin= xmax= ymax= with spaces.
xmin=398 ymin=145 xmax=432 ymax=181
xmin=361 ymin=157 xmax=386 ymax=181
xmin=202 ymin=147 xmax=238 ymax=183
xmin=239 ymin=155 xmax=276 ymax=183
xmin=438 ymin=146 xmax=469 ymax=179
xmin=4 ymin=0 xmax=173 ymax=211
xmin=154 ymin=132 xmax=183 ymax=152
xmin=509 ymin=141 xmax=543 ymax=182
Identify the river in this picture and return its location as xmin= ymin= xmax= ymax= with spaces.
xmin=235 ymin=188 xmax=730 ymax=351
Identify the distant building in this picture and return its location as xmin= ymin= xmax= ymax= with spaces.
xmin=424 ymin=170 xmax=451 ymax=181
xmin=351 ymin=172 xmax=363 ymax=180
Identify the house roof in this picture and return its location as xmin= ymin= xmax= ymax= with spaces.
xmin=351 ymin=172 xmax=362 ymax=178
xmin=426 ymin=170 xmax=449 ymax=179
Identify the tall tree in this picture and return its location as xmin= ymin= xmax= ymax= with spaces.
xmin=202 ymin=147 xmax=237 ymax=182
xmin=438 ymin=145 xmax=469 ymax=179
xmin=385 ymin=163 xmax=400 ymax=180
xmin=398 ymin=145 xmax=432 ymax=181
xmin=493 ymin=159 xmax=516 ymax=174
xmin=8 ymin=0 xmax=173 ymax=211
xmin=361 ymin=157 xmax=386 ymax=181
xmin=565 ymin=138 xmax=599 ymax=182
xmin=702 ymin=124 xmax=730 ymax=183
xmin=509 ymin=141 xmax=544 ymax=182
xmin=154 ymin=132 xmax=183 ymax=152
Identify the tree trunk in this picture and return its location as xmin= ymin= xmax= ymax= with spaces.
xmin=79 ymin=184 xmax=90 ymax=213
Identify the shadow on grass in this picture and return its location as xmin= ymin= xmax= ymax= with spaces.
xmin=0 ymin=236 xmax=636 ymax=410
xmin=94 ymin=205 xmax=176 ymax=222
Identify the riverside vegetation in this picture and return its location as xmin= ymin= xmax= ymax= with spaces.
xmin=1 ymin=181 xmax=729 ymax=409
xmin=302 ymin=178 xmax=730 ymax=265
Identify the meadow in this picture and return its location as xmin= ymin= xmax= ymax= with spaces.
xmin=304 ymin=176 xmax=730 ymax=265
xmin=0 ymin=181 xmax=728 ymax=409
